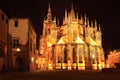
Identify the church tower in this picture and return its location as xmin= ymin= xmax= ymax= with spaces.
xmin=43 ymin=3 xmax=56 ymax=36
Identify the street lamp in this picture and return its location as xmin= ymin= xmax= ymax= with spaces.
xmin=16 ymin=48 xmax=20 ymax=52
xmin=31 ymin=57 xmax=34 ymax=62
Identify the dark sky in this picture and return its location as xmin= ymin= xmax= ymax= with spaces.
xmin=0 ymin=0 xmax=120 ymax=56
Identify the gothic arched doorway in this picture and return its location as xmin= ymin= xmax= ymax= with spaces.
xmin=15 ymin=57 xmax=24 ymax=71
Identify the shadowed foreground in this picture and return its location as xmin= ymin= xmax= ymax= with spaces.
xmin=0 ymin=70 xmax=120 ymax=80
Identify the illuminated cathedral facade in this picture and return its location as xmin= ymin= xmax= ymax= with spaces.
xmin=39 ymin=4 xmax=105 ymax=70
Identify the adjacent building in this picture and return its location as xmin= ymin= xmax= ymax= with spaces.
xmin=0 ymin=9 xmax=9 ymax=71
xmin=39 ymin=4 xmax=105 ymax=70
xmin=106 ymin=50 xmax=120 ymax=68
xmin=8 ymin=18 xmax=37 ymax=71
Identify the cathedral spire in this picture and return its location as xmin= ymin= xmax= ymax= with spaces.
xmin=76 ymin=12 xmax=78 ymax=20
xmin=80 ymin=15 xmax=83 ymax=24
xmin=91 ymin=20 xmax=93 ymax=28
xmin=87 ymin=19 xmax=90 ymax=28
xmin=57 ymin=19 xmax=59 ymax=26
xmin=48 ymin=3 xmax=51 ymax=12
xmin=94 ymin=19 xmax=97 ymax=27
xmin=65 ymin=8 xmax=68 ymax=23
xmin=94 ymin=19 xmax=98 ymax=31
xmin=91 ymin=20 xmax=94 ymax=38
xmin=70 ymin=4 xmax=75 ymax=19
xmin=53 ymin=17 xmax=56 ymax=24
xmin=98 ymin=24 xmax=101 ymax=32
xmin=84 ymin=14 xmax=87 ymax=26
xmin=47 ymin=3 xmax=52 ymax=22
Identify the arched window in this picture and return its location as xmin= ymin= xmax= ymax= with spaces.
xmin=64 ymin=48 xmax=67 ymax=63
xmin=72 ymin=48 xmax=76 ymax=63
xmin=79 ymin=48 xmax=82 ymax=63
xmin=57 ymin=56 xmax=61 ymax=63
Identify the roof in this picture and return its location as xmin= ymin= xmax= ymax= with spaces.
xmin=88 ymin=36 xmax=98 ymax=46
xmin=57 ymin=37 xmax=65 ymax=44
xmin=73 ymin=35 xmax=85 ymax=44
xmin=57 ymin=35 xmax=85 ymax=45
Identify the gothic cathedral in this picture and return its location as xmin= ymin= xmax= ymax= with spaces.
xmin=39 ymin=4 xmax=105 ymax=70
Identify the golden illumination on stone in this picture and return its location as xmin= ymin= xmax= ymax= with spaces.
xmin=106 ymin=50 xmax=120 ymax=68
xmin=89 ymin=36 xmax=98 ymax=46
xmin=39 ymin=4 xmax=105 ymax=70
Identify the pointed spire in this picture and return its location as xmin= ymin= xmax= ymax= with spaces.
xmin=48 ymin=3 xmax=51 ymax=13
xmin=80 ymin=14 xmax=81 ymax=19
xmin=53 ymin=17 xmax=56 ymax=24
xmin=94 ymin=19 xmax=98 ymax=31
xmin=80 ymin=15 xmax=83 ymax=20
xmin=91 ymin=20 xmax=93 ymax=28
xmin=68 ymin=13 xmax=71 ymax=23
xmin=70 ymin=4 xmax=75 ymax=19
xmin=47 ymin=3 xmax=52 ymax=22
xmin=80 ymin=15 xmax=83 ymax=24
xmin=65 ymin=9 xmax=68 ymax=23
xmin=98 ymin=24 xmax=101 ymax=32
xmin=76 ymin=13 xmax=78 ymax=20
xmin=84 ymin=13 xmax=87 ymax=25
xmin=87 ymin=19 xmax=90 ymax=28
xmin=90 ymin=20 xmax=94 ymax=38
xmin=94 ymin=19 xmax=97 ymax=27
xmin=57 ymin=19 xmax=59 ymax=26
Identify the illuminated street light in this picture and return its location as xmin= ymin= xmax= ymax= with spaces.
xmin=31 ymin=57 xmax=34 ymax=62
xmin=16 ymin=48 xmax=20 ymax=52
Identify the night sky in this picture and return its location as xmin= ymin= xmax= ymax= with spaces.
xmin=0 ymin=0 xmax=120 ymax=57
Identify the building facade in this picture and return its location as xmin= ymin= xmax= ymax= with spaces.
xmin=0 ymin=9 xmax=9 ymax=71
xmin=9 ymin=18 xmax=37 ymax=71
xmin=106 ymin=50 xmax=120 ymax=68
xmin=39 ymin=4 xmax=105 ymax=70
